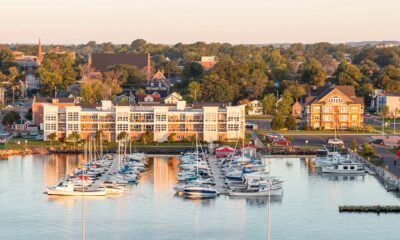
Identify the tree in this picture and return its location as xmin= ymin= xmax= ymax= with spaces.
xmin=239 ymin=99 xmax=251 ymax=115
xmin=25 ymin=108 xmax=32 ymax=120
xmin=261 ymin=93 xmax=276 ymax=115
xmin=117 ymin=131 xmax=128 ymax=142
xmin=168 ymin=133 xmax=176 ymax=143
xmin=0 ymin=48 xmax=15 ymax=70
xmin=187 ymin=81 xmax=202 ymax=102
xmin=37 ymin=52 xmax=77 ymax=95
xmin=105 ymin=64 xmax=145 ymax=88
xmin=201 ymin=75 xmax=234 ymax=102
xmin=141 ymin=131 xmax=153 ymax=144
xmin=362 ymin=142 xmax=375 ymax=158
xmin=380 ymin=105 xmax=390 ymax=119
xmin=351 ymin=138 xmax=358 ymax=151
xmin=276 ymin=90 xmax=294 ymax=116
xmin=285 ymin=114 xmax=297 ymax=130
xmin=271 ymin=113 xmax=284 ymax=130
xmin=182 ymin=62 xmax=203 ymax=78
xmin=300 ymin=58 xmax=327 ymax=86
xmin=2 ymin=111 xmax=20 ymax=126
xmin=335 ymin=62 xmax=362 ymax=86
xmin=95 ymin=130 xmax=105 ymax=142
xmin=48 ymin=133 xmax=57 ymax=147
xmin=80 ymin=79 xmax=122 ymax=104
xmin=67 ymin=131 xmax=80 ymax=149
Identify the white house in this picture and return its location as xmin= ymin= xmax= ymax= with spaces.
xmin=247 ymin=100 xmax=263 ymax=115
xmin=164 ymin=92 xmax=183 ymax=104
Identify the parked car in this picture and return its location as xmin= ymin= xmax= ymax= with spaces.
xmin=245 ymin=122 xmax=258 ymax=130
xmin=327 ymin=137 xmax=344 ymax=146
xmin=273 ymin=138 xmax=291 ymax=146
xmin=368 ymin=137 xmax=384 ymax=145
xmin=265 ymin=132 xmax=282 ymax=141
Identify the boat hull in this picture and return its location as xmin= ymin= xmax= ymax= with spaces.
xmin=228 ymin=188 xmax=283 ymax=197
xmin=46 ymin=189 xmax=106 ymax=196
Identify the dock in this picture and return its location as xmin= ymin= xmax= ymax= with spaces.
xmin=339 ymin=205 xmax=400 ymax=213
xmin=207 ymin=155 xmax=227 ymax=195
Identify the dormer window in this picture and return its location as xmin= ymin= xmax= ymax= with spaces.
xmin=329 ymin=96 xmax=343 ymax=104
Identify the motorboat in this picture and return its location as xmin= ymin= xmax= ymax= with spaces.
xmin=322 ymin=162 xmax=365 ymax=174
xmin=46 ymin=181 xmax=107 ymax=196
xmin=183 ymin=185 xmax=218 ymax=198
xmin=228 ymin=181 xmax=283 ymax=197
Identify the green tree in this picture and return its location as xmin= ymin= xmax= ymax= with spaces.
xmin=187 ymin=81 xmax=202 ymax=102
xmin=335 ymin=62 xmax=362 ymax=86
xmin=47 ymin=133 xmax=57 ymax=147
xmin=117 ymin=131 xmax=128 ymax=142
xmin=168 ymin=133 xmax=176 ymax=143
xmin=141 ymin=131 xmax=154 ymax=144
xmin=80 ymin=79 xmax=122 ymax=104
xmin=24 ymin=108 xmax=32 ymax=120
xmin=362 ymin=142 xmax=375 ymax=158
xmin=380 ymin=105 xmax=390 ymax=119
xmin=261 ymin=93 xmax=277 ymax=115
xmin=201 ymin=75 xmax=234 ymax=102
xmin=67 ymin=131 xmax=80 ymax=149
xmin=276 ymin=90 xmax=294 ymax=116
xmin=183 ymin=62 xmax=203 ymax=78
xmin=0 ymin=48 xmax=15 ymax=70
xmin=2 ymin=111 xmax=21 ymax=126
xmin=300 ymin=58 xmax=327 ymax=86
xmin=271 ymin=113 xmax=284 ymax=130
xmin=105 ymin=64 xmax=145 ymax=88
xmin=37 ymin=52 xmax=77 ymax=96
xmin=351 ymin=138 xmax=358 ymax=151
xmin=285 ymin=114 xmax=297 ymax=130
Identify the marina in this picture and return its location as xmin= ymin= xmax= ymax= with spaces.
xmin=1 ymin=154 xmax=400 ymax=239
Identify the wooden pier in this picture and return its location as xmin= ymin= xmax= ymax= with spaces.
xmin=207 ymin=156 xmax=227 ymax=195
xmin=339 ymin=205 xmax=400 ymax=213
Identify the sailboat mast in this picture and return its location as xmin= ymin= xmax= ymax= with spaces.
xmin=196 ymin=133 xmax=199 ymax=176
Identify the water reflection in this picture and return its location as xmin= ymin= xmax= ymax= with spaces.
xmin=43 ymin=154 xmax=82 ymax=187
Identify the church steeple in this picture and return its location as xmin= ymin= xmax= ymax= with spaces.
xmin=36 ymin=38 xmax=43 ymax=64
xmin=146 ymin=51 xmax=151 ymax=81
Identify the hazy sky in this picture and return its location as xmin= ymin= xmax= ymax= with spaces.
xmin=1 ymin=0 xmax=399 ymax=44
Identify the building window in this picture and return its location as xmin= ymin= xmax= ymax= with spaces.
xmin=117 ymin=113 xmax=128 ymax=121
xmin=67 ymin=112 xmax=79 ymax=121
xmin=323 ymin=107 xmax=332 ymax=112
xmin=131 ymin=124 xmax=142 ymax=132
xmin=117 ymin=124 xmax=128 ymax=131
xmin=205 ymin=113 xmax=218 ymax=122
xmin=155 ymin=124 xmax=167 ymax=131
xmin=155 ymin=114 xmax=167 ymax=121
xmin=329 ymin=96 xmax=343 ymax=104
xmin=339 ymin=115 xmax=348 ymax=121
xmin=205 ymin=124 xmax=217 ymax=132
xmin=45 ymin=123 xmax=56 ymax=131
xmin=227 ymin=124 xmax=239 ymax=131
xmin=351 ymin=107 xmax=358 ymax=112
xmin=314 ymin=115 xmax=319 ymax=120
xmin=145 ymin=125 xmax=154 ymax=131
xmin=352 ymin=115 xmax=357 ymax=120
xmin=312 ymin=106 xmax=320 ymax=112
xmin=339 ymin=107 xmax=348 ymax=113
xmin=67 ymin=124 xmax=79 ymax=131
xmin=45 ymin=113 xmax=56 ymax=121
xmin=323 ymin=115 xmax=332 ymax=121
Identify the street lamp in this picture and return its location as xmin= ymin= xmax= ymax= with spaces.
xmin=305 ymin=140 xmax=308 ymax=147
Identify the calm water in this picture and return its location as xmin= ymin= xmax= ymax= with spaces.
xmin=0 ymin=155 xmax=399 ymax=240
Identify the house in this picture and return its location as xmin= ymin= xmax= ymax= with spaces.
xmin=292 ymin=100 xmax=302 ymax=118
xmin=145 ymin=70 xmax=170 ymax=98
xmin=305 ymin=85 xmax=364 ymax=129
xmin=115 ymin=92 xmax=136 ymax=104
xmin=14 ymin=120 xmax=32 ymax=132
xmin=137 ymin=92 xmax=161 ymax=103
xmin=371 ymin=91 xmax=400 ymax=115
xmin=164 ymin=92 xmax=183 ymax=104
xmin=200 ymin=56 xmax=217 ymax=71
xmin=247 ymin=100 xmax=263 ymax=116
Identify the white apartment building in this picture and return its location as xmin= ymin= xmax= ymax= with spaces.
xmin=43 ymin=100 xmax=245 ymax=143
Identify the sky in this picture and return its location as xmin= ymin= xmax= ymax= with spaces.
xmin=1 ymin=0 xmax=400 ymax=45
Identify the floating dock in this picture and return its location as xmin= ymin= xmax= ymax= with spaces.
xmin=339 ymin=205 xmax=400 ymax=213
xmin=207 ymin=156 xmax=227 ymax=195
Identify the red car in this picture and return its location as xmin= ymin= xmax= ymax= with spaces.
xmin=273 ymin=138 xmax=291 ymax=146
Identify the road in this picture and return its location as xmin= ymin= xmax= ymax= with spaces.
xmin=374 ymin=146 xmax=400 ymax=178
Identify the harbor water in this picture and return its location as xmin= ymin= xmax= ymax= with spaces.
xmin=0 ymin=155 xmax=399 ymax=240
